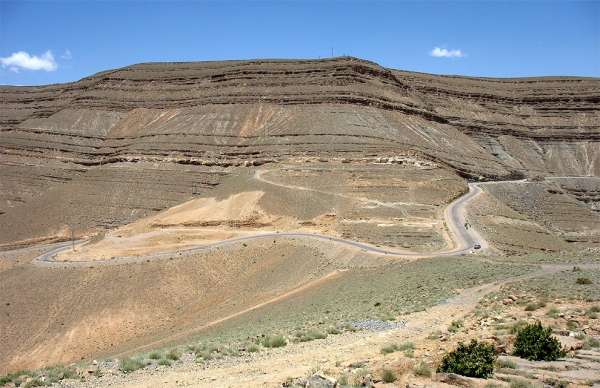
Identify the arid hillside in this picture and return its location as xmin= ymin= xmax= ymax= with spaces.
xmin=1 ymin=57 xmax=599 ymax=248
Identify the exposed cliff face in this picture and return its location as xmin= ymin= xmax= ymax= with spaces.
xmin=1 ymin=57 xmax=599 ymax=246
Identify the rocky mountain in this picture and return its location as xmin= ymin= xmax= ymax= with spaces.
xmin=1 ymin=57 xmax=598 ymax=247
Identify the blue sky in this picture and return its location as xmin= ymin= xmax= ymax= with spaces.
xmin=0 ymin=1 xmax=598 ymax=85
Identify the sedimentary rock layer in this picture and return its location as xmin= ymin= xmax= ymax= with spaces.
xmin=1 ymin=57 xmax=598 ymax=245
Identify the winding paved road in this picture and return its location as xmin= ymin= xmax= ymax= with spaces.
xmin=31 ymin=176 xmax=491 ymax=267
xmin=30 ymin=174 xmax=597 ymax=267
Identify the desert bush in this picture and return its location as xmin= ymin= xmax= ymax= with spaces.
xmin=584 ymin=337 xmax=600 ymax=349
xmin=148 ymin=351 xmax=162 ymax=360
xmin=566 ymin=320 xmax=578 ymax=330
xmin=0 ymin=370 xmax=32 ymax=386
xmin=414 ymin=361 xmax=432 ymax=377
xmin=158 ymin=359 xmax=171 ymax=366
xmin=509 ymin=378 xmax=535 ymax=388
xmin=262 ymin=335 xmax=287 ymax=348
xmin=247 ymin=343 xmax=260 ymax=353
xmin=576 ymin=277 xmax=593 ymax=285
xmin=326 ymin=326 xmax=341 ymax=335
xmin=23 ymin=378 xmax=45 ymax=387
xmin=438 ymin=340 xmax=497 ymax=378
xmin=381 ymin=343 xmax=399 ymax=354
xmin=496 ymin=358 xmax=517 ymax=369
xmin=382 ymin=368 xmax=397 ymax=383
xmin=546 ymin=307 xmax=560 ymax=318
xmin=166 ymin=349 xmax=181 ymax=361
xmin=586 ymin=306 xmax=600 ymax=319
xmin=588 ymin=305 xmax=600 ymax=313
xmin=119 ymin=357 xmax=146 ymax=373
xmin=296 ymin=329 xmax=327 ymax=342
xmin=513 ymin=322 xmax=565 ymax=361
xmin=524 ymin=303 xmax=539 ymax=311
xmin=44 ymin=365 xmax=77 ymax=383
xmin=448 ymin=319 xmax=464 ymax=333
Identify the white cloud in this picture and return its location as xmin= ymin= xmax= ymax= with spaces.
xmin=61 ymin=49 xmax=72 ymax=60
xmin=0 ymin=50 xmax=58 ymax=72
xmin=430 ymin=47 xmax=465 ymax=58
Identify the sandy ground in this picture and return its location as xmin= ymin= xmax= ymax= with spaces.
xmin=74 ymin=265 xmax=572 ymax=388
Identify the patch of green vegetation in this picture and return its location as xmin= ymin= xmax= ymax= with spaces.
xmin=119 ymin=357 xmax=146 ymax=373
xmin=438 ymin=340 xmax=497 ymax=378
xmin=576 ymin=277 xmax=593 ymax=285
xmin=1 ymin=365 xmax=78 ymax=387
xmin=44 ymin=365 xmax=77 ymax=383
xmin=448 ymin=319 xmax=464 ymax=333
xmin=0 ymin=370 xmax=33 ymax=386
xmin=186 ymin=257 xmax=534 ymax=348
xmin=524 ymin=301 xmax=547 ymax=311
xmin=509 ymin=378 xmax=536 ymax=388
xmin=381 ymin=343 xmax=400 ymax=355
xmin=496 ymin=358 xmax=517 ymax=369
xmin=166 ymin=349 xmax=181 ymax=361
xmin=326 ymin=326 xmax=341 ymax=335
xmin=586 ymin=306 xmax=599 ymax=319
xmin=295 ymin=329 xmax=327 ymax=342
xmin=382 ymin=368 xmax=397 ymax=383
xmin=503 ymin=269 xmax=600 ymax=308
xmin=566 ymin=320 xmax=578 ymax=331
xmin=513 ymin=322 xmax=565 ymax=361
xmin=158 ymin=359 xmax=171 ymax=366
xmin=546 ymin=307 xmax=560 ymax=318
xmin=148 ymin=351 xmax=162 ymax=360
xmin=427 ymin=330 xmax=442 ymax=339
xmin=583 ymin=336 xmax=600 ymax=349
xmin=414 ymin=361 xmax=432 ymax=377
xmin=247 ymin=343 xmax=260 ymax=353
xmin=23 ymin=378 xmax=45 ymax=387
xmin=262 ymin=335 xmax=287 ymax=348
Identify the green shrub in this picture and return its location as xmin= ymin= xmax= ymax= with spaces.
xmin=546 ymin=308 xmax=560 ymax=319
xmin=166 ymin=349 xmax=180 ymax=361
xmin=513 ymin=322 xmax=565 ymax=361
xmin=327 ymin=327 xmax=341 ymax=335
xmin=509 ymin=378 xmax=535 ymax=388
xmin=262 ymin=335 xmax=287 ymax=348
xmin=382 ymin=368 xmax=397 ymax=383
xmin=296 ymin=329 xmax=327 ymax=342
xmin=148 ymin=351 xmax=162 ymax=360
xmin=381 ymin=343 xmax=399 ymax=354
xmin=524 ymin=303 xmax=538 ymax=311
xmin=247 ymin=344 xmax=260 ymax=353
xmin=448 ymin=319 xmax=464 ymax=333
xmin=0 ymin=370 xmax=32 ymax=386
xmin=576 ymin=277 xmax=593 ymax=285
xmin=584 ymin=337 xmax=600 ymax=349
xmin=44 ymin=365 xmax=77 ymax=383
xmin=496 ymin=358 xmax=517 ymax=369
xmin=158 ymin=359 xmax=171 ymax=366
xmin=438 ymin=340 xmax=497 ymax=378
xmin=586 ymin=306 xmax=600 ymax=318
xmin=23 ymin=378 xmax=45 ymax=387
xmin=119 ymin=357 xmax=146 ymax=373
xmin=398 ymin=341 xmax=415 ymax=351
xmin=414 ymin=361 xmax=432 ymax=377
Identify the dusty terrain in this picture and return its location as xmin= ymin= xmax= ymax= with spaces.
xmin=0 ymin=58 xmax=599 ymax=387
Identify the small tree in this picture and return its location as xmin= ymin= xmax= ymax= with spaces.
xmin=513 ymin=321 xmax=565 ymax=361
xmin=438 ymin=340 xmax=497 ymax=378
